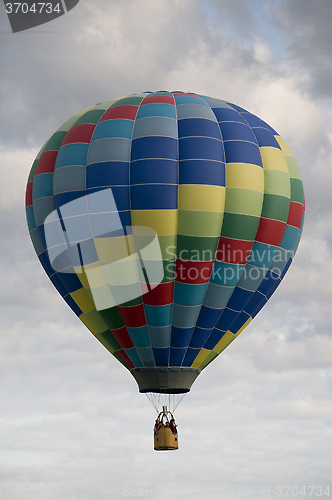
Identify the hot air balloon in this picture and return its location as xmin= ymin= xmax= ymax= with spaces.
xmin=25 ymin=91 xmax=304 ymax=450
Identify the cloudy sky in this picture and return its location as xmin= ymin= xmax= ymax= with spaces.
xmin=0 ymin=1 xmax=331 ymax=499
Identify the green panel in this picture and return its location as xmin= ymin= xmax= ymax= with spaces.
xmin=264 ymin=170 xmax=290 ymax=197
xmin=75 ymin=109 xmax=106 ymax=125
xmin=158 ymin=234 xmax=178 ymax=260
xmin=99 ymin=306 xmax=124 ymax=330
xmin=260 ymin=193 xmax=290 ymax=222
xmin=94 ymin=99 xmax=119 ymax=110
xmin=290 ymin=178 xmax=304 ymax=204
xmin=84 ymin=310 xmax=109 ymax=333
xmin=221 ymin=212 xmax=260 ymax=240
xmin=178 ymin=210 xmax=224 ymax=237
xmin=57 ymin=115 xmax=82 ymax=132
xmin=112 ymin=95 xmax=146 ymax=106
xmin=176 ymin=235 xmax=219 ymax=261
xmin=286 ymin=156 xmax=302 ymax=180
xmin=224 ymin=188 xmax=264 ymax=216
xmin=42 ymin=131 xmax=67 ymax=153
xmin=28 ymin=158 xmax=39 ymax=182
xmin=94 ymin=330 xmax=121 ymax=353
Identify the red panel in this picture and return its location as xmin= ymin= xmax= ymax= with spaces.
xmin=255 ymin=218 xmax=286 ymax=246
xmin=118 ymin=303 xmax=146 ymax=328
xmin=216 ymin=237 xmax=254 ymax=264
xmin=172 ymin=92 xmax=199 ymax=97
xmin=287 ymin=201 xmax=304 ymax=229
xmin=111 ymin=326 xmax=134 ymax=349
xmin=25 ymin=182 xmax=33 ymax=207
xmin=175 ymin=260 xmax=214 ymax=284
xmin=61 ymin=124 xmax=96 ymax=146
xmin=34 ymin=150 xmax=58 ymax=176
xmin=116 ymin=349 xmax=135 ymax=369
xmin=141 ymin=95 xmax=175 ymax=105
xmin=143 ymin=281 xmax=174 ymax=306
xmin=99 ymin=105 xmax=138 ymax=122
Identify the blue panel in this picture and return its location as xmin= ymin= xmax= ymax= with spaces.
xmin=136 ymin=103 xmax=176 ymax=119
xmin=223 ymin=140 xmax=262 ymax=166
xmin=26 ymin=206 xmax=36 ymax=232
xmin=49 ymin=272 xmax=69 ymax=297
xmin=280 ymin=256 xmax=292 ymax=280
xmin=149 ymin=326 xmax=171 ymax=347
xmin=125 ymin=348 xmax=144 ymax=367
xmin=227 ymin=286 xmax=254 ymax=312
xmin=212 ymin=108 xmax=247 ymax=124
xmin=226 ymin=102 xmax=248 ymax=113
xmin=204 ymin=328 xmax=227 ymax=350
xmin=54 ymin=190 xmax=86 ymax=210
xmin=172 ymin=304 xmax=200 ymax=328
xmin=87 ymin=138 xmax=131 ymax=163
xmin=131 ymin=159 xmax=178 ymax=185
xmin=176 ymin=104 xmax=217 ymax=120
xmin=178 ymin=118 xmax=222 ymax=139
xmin=136 ymin=347 xmax=155 ymax=366
xmin=229 ymin=311 xmax=251 ymax=334
xmin=252 ymin=127 xmax=281 ymax=148
xmin=179 ymin=159 xmax=225 ymax=186
xmin=63 ymin=293 xmax=83 ymax=317
xmin=175 ymin=95 xmax=209 ymax=105
xmin=127 ymin=326 xmax=151 ymax=348
xmin=243 ymin=291 xmax=266 ymax=318
xmin=240 ymin=112 xmax=278 ymax=135
xmin=62 ymin=214 xmax=92 ymax=242
xmin=257 ymin=269 xmax=280 ymax=299
xmin=170 ymin=326 xmax=194 ymax=348
xmin=36 ymin=225 xmax=47 ymax=251
xmin=188 ymin=326 xmax=211 ymax=349
xmin=92 ymin=119 xmax=134 ymax=140
xmin=215 ymin=308 xmax=240 ymax=331
xmin=86 ymin=162 xmax=129 ymax=188
xmin=30 ymin=227 xmax=46 ymax=255
xmin=58 ymin=271 xmax=83 ymax=293
xmin=182 ymin=347 xmax=200 ymax=367
xmin=55 ymin=143 xmax=89 ymax=169
xmin=210 ymin=261 xmax=245 ymax=287
xmin=195 ymin=305 xmax=221 ymax=329
xmin=79 ymin=239 xmax=99 ymax=265
xmin=33 ymin=197 xmax=54 ymax=227
xmin=53 ymin=166 xmax=86 ymax=195
xmin=153 ymin=347 xmax=170 ymax=366
xmin=38 ymin=250 xmax=55 ymax=277
xmin=247 ymin=241 xmax=276 ymax=268
xmin=132 ymin=116 xmax=177 ymax=139
xmin=173 ymin=282 xmax=208 ymax=306
xmin=179 ymin=137 xmax=224 ymax=161
xmin=219 ymin=121 xmax=258 ymax=143
xmin=32 ymin=174 xmax=54 ymax=200
xmin=169 ymin=347 xmax=186 ymax=366
xmin=202 ymin=283 xmax=234 ymax=309
xmin=118 ymin=210 xmax=132 ymax=231
xmin=130 ymin=184 xmax=178 ymax=210
xmin=279 ymin=225 xmax=300 ymax=253
xmin=144 ymin=304 xmax=172 ymax=327
xmin=131 ymin=136 xmax=177 ymax=160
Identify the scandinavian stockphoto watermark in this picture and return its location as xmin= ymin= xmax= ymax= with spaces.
xmin=44 ymin=187 xmax=291 ymax=311
xmin=3 ymin=0 xmax=79 ymax=33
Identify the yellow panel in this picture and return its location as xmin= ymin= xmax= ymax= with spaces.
xmin=79 ymin=313 xmax=99 ymax=335
xmin=274 ymin=135 xmax=293 ymax=156
xmin=192 ymin=348 xmax=211 ymax=368
xmin=131 ymin=210 xmax=178 ymax=235
xmin=94 ymin=235 xmax=132 ymax=263
xmin=74 ymin=269 xmax=90 ymax=289
xmin=82 ymin=262 xmax=107 ymax=288
xmin=214 ymin=331 xmax=235 ymax=354
xmin=226 ymin=163 xmax=264 ymax=191
xmin=260 ymin=147 xmax=289 ymax=173
xmin=70 ymin=288 xmax=95 ymax=313
xmin=178 ymin=185 xmax=225 ymax=212
xmin=235 ymin=317 xmax=252 ymax=337
xmin=197 ymin=350 xmax=218 ymax=370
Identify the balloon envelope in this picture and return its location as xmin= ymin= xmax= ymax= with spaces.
xmin=25 ymin=91 xmax=304 ymax=393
